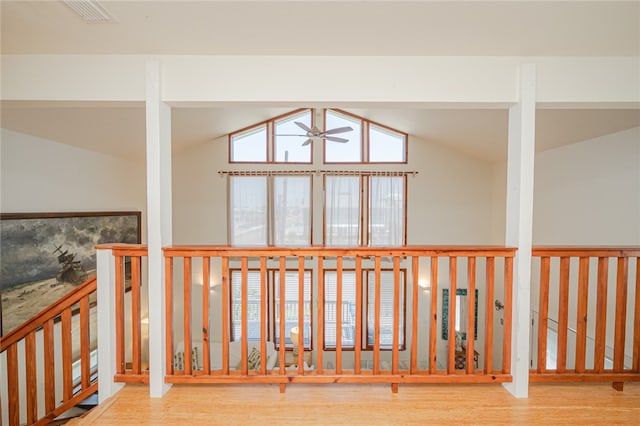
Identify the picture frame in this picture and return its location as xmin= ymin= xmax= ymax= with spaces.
xmin=0 ymin=211 xmax=141 ymax=336
xmin=441 ymin=288 xmax=479 ymax=341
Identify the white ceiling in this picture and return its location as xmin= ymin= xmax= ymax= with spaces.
xmin=1 ymin=1 xmax=639 ymax=163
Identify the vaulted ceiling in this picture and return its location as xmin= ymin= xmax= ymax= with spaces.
xmin=1 ymin=1 xmax=639 ymax=162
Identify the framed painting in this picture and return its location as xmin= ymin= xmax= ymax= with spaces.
xmin=0 ymin=211 xmax=141 ymax=336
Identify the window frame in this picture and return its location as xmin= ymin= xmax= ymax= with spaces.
xmin=229 ymin=108 xmax=314 ymax=164
xmin=322 ymin=268 xmax=407 ymax=351
xmin=366 ymin=175 xmax=407 ymax=247
xmin=228 ymin=122 xmax=268 ymax=163
xmin=228 ymin=174 xmax=313 ymax=247
xmin=271 ymin=269 xmax=314 ymax=351
xmin=323 ymin=174 xmax=407 ymax=247
xmin=367 ymin=121 xmax=408 ymax=164
xmin=229 ymin=268 xmax=271 ymax=343
xmin=323 ymin=109 xmax=408 ymax=165
xmin=365 ymin=268 xmax=407 ymax=351
xmin=323 ymin=109 xmax=364 ymax=164
xmin=322 ymin=269 xmax=358 ymax=351
xmin=273 ymin=109 xmax=314 ymax=164
xmin=229 ymin=268 xmax=313 ymax=351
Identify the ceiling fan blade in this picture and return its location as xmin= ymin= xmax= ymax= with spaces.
xmin=294 ymin=121 xmax=312 ymax=133
xmin=325 ymin=136 xmax=349 ymax=143
xmin=301 ymin=138 xmax=313 ymax=146
xmin=275 ymin=134 xmax=306 ymax=137
xmin=322 ymin=126 xmax=353 ymax=135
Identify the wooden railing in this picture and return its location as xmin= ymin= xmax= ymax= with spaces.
xmin=108 ymin=244 xmax=149 ymax=384
xmin=0 ymin=278 xmax=98 ymax=426
xmin=162 ymin=246 xmax=516 ymax=392
xmin=530 ymin=247 xmax=640 ymax=389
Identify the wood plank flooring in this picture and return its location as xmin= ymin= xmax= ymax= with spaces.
xmin=77 ymin=382 xmax=640 ymax=425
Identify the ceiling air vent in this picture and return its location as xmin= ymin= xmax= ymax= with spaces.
xmin=63 ymin=0 xmax=116 ymax=23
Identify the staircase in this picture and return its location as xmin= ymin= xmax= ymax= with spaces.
xmin=0 ymin=278 xmax=99 ymax=425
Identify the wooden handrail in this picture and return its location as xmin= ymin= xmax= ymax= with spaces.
xmin=531 ymin=247 xmax=640 ymax=388
xmin=163 ymin=246 xmax=516 ymax=392
xmin=0 ymin=277 xmax=97 ymax=352
xmin=2 ymin=275 xmax=99 ymax=425
xmin=164 ymin=245 xmax=517 ymax=258
xmin=533 ymin=246 xmax=640 ymax=257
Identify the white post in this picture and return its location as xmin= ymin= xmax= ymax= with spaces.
xmin=96 ymin=248 xmax=124 ymax=402
xmin=146 ymin=59 xmax=173 ymax=397
xmin=503 ymin=63 xmax=536 ymax=398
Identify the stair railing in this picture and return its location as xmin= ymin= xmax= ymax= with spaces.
xmin=0 ymin=277 xmax=98 ymax=426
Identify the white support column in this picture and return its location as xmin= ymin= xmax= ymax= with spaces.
xmin=96 ymin=248 xmax=124 ymax=402
xmin=146 ymin=59 xmax=173 ymax=397
xmin=503 ymin=63 xmax=536 ymax=398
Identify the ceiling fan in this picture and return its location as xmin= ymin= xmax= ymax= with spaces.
xmin=277 ymin=121 xmax=353 ymax=146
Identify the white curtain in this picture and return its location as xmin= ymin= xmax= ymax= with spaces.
xmin=273 ymin=176 xmax=311 ymax=246
xmin=369 ymin=176 xmax=404 ymax=246
xmin=229 ymin=176 xmax=268 ymax=246
xmin=325 ymin=176 xmax=361 ymax=246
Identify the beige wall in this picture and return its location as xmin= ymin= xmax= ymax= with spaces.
xmin=0 ymin=129 xmax=146 ymax=216
xmin=532 ymin=126 xmax=640 ymax=246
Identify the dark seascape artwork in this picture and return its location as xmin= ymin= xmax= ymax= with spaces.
xmin=0 ymin=212 xmax=140 ymax=336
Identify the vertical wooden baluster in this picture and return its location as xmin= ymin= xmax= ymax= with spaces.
xmin=410 ymin=256 xmax=419 ymax=374
xmin=429 ymin=256 xmax=439 ymax=374
xmin=374 ymin=256 xmax=381 ymax=375
xmin=484 ymin=257 xmax=495 ymax=374
xmin=44 ymin=319 xmax=55 ymax=414
xmin=613 ymin=257 xmax=629 ymax=372
xmin=241 ymin=256 xmax=248 ymax=375
xmin=80 ymin=296 xmax=91 ymax=387
xmin=184 ymin=257 xmax=192 ymax=375
xmin=202 ymin=256 xmax=211 ymax=375
xmin=131 ymin=255 xmax=141 ymax=375
xmin=62 ymin=308 xmax=73 ymax=401
xmin=336 ymin=256 xmax=343 ymax=374
xmin=25 ymin=331 xmax=37 ymax=424
xmin=221 ymin=256 xmax=230 ymax=375
xmin=633 ymin=257 xmax=640 ymax=373
xmin=165 ymin=256 xmax=174 ymax=375
xmin=392 ymin=256 xmax=400 ymax=376
xmin=466 ymin=257 xmax=476 ymax=374
xmin=317 ymin=256 xmax=325 ymax=374
xmin=259 ymin=256 xmax=267 ymax=375
xmin=355 ymin=255 xmax=363 ymax=374
xmin=575 ymin=257 xmax=589 ymax=373
xmin=447 ymin=257 xmax=457 ymax=374
xmin=537 ymin=256 xmax=550 ymax=373
xmin=7 ymin=344 xmax=19 ymax=425
xmin=298 ymin=256 xmax=305 ymax=374
xmin=594 ymin=257 xmax=609 ymax=372
xmin=502 ymin=256 xmax=513 ymax=375
xmin=115 ymin=255 xmax=125 ymax=374
xmin=279 ymin=257 xmax=286 ymax=375
xmin=557 ymin=257 xmax=570 ymax=373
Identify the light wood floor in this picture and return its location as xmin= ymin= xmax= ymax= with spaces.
xmin=77 ymin=382 xmax=640 ymax=425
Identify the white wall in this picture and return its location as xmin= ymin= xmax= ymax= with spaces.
xmin=533 ymin=126 xmax=640 ymax=245
xmin=0 ymin=129 xmax=146 ymax=214
xmin=491 ymin=126 xmax=640 ymax=248
xmin=407 ymin=136 xmax=494 ymax=244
